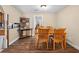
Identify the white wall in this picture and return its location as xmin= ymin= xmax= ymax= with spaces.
xmin=22 ymin=13 xmax=56 ymax=36
xmin=0 ymin=6 xmax=4 ymax=12
xmin=23 ymin=13 xmax=56 ymax=27
xmin=57 ymin=6 xmax=79 ymax=50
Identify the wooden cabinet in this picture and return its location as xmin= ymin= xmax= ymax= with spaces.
xmin=19 ymin=17 xmax=32 ymax=39
xmin=20 ymin=17 xmax=30 ymax=29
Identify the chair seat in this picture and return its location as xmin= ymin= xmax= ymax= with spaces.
xmin=53 ymin=39 xmax=63 ymax=43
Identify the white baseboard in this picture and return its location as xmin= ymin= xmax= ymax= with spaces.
xmin=9 ymin=37 xmax=19 ymax=45
xmin=67 ymin=40 xmax=79 ymax=50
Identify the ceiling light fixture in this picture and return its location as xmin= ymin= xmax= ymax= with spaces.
xmin=39 ymin=5 xmax=48 ymax=10
xmin=40 ymin=5 xmax=47 ymax=7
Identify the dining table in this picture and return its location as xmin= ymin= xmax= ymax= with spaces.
xmin=35 ymin=26 xmax=66 ymax=49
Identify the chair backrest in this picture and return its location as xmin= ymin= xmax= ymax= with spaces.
xmin=54 ymin=28 xmax=66 ymax=34
xmin=49 ymin=28 xmax=54 ymax=34
xmin=54 ymin=33 xmax=65 ymax=39
xmin=38 ymin=28 xmax=50 ymax=40
xmin=54 ymin=28 xmax=66 ymax=39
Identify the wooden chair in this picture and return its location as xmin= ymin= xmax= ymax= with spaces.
xmin=52 ymin=29 xmax=66 ymax=50
xmin=35 ymin=28 xmax=50 ymax=49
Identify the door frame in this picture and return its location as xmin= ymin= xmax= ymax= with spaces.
xmin=6 ymin=14 xmax=9 ymax=47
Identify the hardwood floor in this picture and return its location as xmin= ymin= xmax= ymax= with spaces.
xmin=1 ymin=37 xmax=79 ymax=53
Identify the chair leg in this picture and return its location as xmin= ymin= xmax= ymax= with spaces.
xmin=53 ymin=42 xmax=55 ymax=50
xmin=46 ymin=41 xmax=48 ymax=49
xmin=36 ymin=40 xmax=39 ymax=49
xmin=35 ymin=41 xmax=37 ymax=48
xmin=61 ymin=42 xmax=64 ymax=49
xmin=63 ymin=40 xmax=66 ymax=48
xmin=64 ymin=42 xmax=66 ymax=48
xmin=47 ymin=43 xmax=48 ymax=49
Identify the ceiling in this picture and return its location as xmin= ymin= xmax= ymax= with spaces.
xmin=13 ymin=5 xmax=67 ymax=13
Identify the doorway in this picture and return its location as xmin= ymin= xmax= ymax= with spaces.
xmin=32 ymin=15 xmax=43 ymax=36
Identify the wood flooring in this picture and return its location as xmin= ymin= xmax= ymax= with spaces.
xmin=1 ymin=37 xmax=79 ymax=53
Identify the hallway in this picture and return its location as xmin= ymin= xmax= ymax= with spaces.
xmin=2 ymin=37 xmax=79 ymax=53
